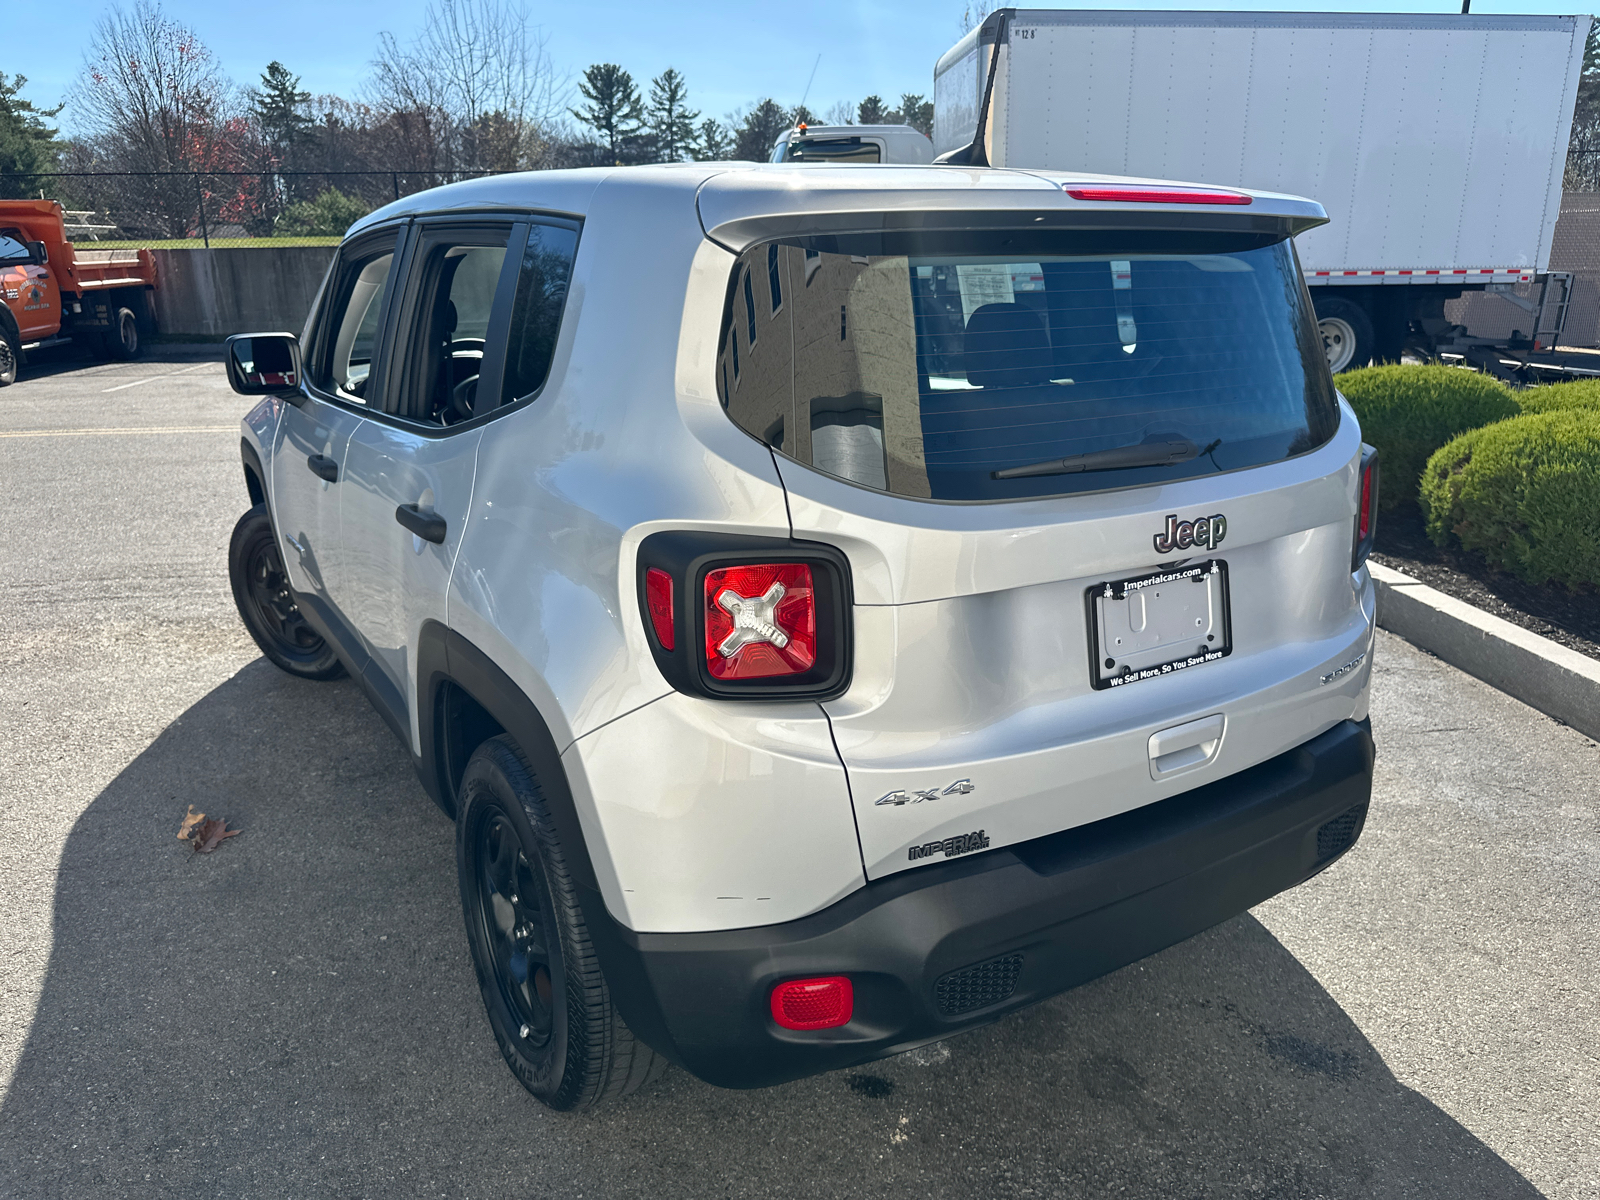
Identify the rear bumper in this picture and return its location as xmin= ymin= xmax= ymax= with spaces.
xmin=586 ymin=717 xmax=1375 ymax=1089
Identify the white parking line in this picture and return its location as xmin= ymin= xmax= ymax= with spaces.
xmin=0 ymin=425 xmax=235 ymax=438
xmin=100 ymin=362 xmax=215 ymax=393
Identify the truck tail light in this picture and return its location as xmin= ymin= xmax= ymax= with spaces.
xmin=770 ymin=976 xmax=853 ymax=1030
xmin=703 ymin=563 xmax=816 ymax=680
xmin=637 ymin=532 xmax=852 ymax=700
xmin=1352 ymin=445 xmax=1380 ymax=570
xmin=1064 ymin=184 xmax=1252 ymax=206
xmin=644 ymin=567 xmax=675 ymax=650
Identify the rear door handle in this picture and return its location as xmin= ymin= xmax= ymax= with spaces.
xmin=307 ymin=453 xmax=339 ymax=482
xmin=395 ymin=503 xmax=447 ymax=544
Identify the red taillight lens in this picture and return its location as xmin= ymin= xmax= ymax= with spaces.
xmin=1352 ymin=445 xmax=1380 ymax=570
xmin=1358 ymin=469 xmax=1374 ymax=542
xmin=645 ymin=567 xmax=674 ymax=651
xmin=1064 ymin=185 xmax=1252 ymax=206
xmin=770 ymin=976 xmax=853 ymax=1030
xmin=703 ymin=563 xmax=816 ymax=680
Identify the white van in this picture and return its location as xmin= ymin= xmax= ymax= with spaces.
xmin=225 ymin=163 xmax=1378 ymax=1110
xmin=771 ymin=123 xmax=936 ymax=164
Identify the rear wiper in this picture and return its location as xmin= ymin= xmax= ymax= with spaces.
xmin=992 ymin=438 xmax=1213 ymax=480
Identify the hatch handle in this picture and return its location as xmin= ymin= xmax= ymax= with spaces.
xmin=1148 ymin=714 xmax=1225 ymax=779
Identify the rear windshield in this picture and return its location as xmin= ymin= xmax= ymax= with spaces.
xmin=717 ymin=231 xmax=1338 ymax=501
xmin=776 ymin=138 xmax=882 ymax=164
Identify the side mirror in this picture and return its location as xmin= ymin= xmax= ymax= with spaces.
xmin=26 ymin=241 xmax=47 ymax=265
xmin=226 ymin=332 xmax=303 ymax=397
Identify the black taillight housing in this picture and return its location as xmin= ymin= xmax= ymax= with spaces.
xmin=1352 ymin=443 xmax=1379 ymax=571
xmin=637 ymin=531 xmax=853 ymax=701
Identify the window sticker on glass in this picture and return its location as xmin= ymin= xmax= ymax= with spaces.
xmin=1110 ymin=259 xmax=1136 ymax=353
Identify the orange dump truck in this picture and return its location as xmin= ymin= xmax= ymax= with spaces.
xmin=0 ymin=199 xmax=158 ymax=386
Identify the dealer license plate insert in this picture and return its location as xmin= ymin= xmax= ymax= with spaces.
xmin=1088 ymin=560 xmax=1232 ymax=690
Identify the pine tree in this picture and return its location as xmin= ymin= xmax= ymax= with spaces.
xmin=856 ymin=95 xmax=889 ymax=125
xmin=894 ymin=93 xmax=934 ymax=138
xmin=571 ymin=64 xmax=644 ymax=164
xmin=695 ymin=118 xmax=733 ymax=161
xmin=0 ymin=75 xmax=63 ymax=197
xmin=732 ymin=99 xmax=792 ymax=161
xmin=646 ymin=68 xmax=699 ymax=163
xmin=252 ymin=62 xmax=315 ymax=162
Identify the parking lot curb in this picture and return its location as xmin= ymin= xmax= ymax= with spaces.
xmin=1369 ymin=560 xmax=1600 ymax=740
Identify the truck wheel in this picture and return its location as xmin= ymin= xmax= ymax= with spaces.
xmin=0 ymin=325 xmax=17 ymax=386
xmin=228 ymin=505 xmax=345 ymax=680
xmin=457 ymin=735 xmax=668 ymax=1111
xmin=107 ymin=307 xmax=141 ymax=360
xmin=1314 ymin=296 xmax=1374 ymax=374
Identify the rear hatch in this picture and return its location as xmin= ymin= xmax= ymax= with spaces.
xmin=701 ymin=170 xmax=1373 ymax=879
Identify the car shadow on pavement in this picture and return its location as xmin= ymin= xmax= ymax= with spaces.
xmin=0 ymin=661 xmax=1546 ymax=1200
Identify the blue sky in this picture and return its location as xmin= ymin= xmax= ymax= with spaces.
xmin=7 ymin=0 xmax=1587 ymax=134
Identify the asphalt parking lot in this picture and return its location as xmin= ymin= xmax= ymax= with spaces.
xmin=1 ymin=352 xmax=1596 ymax=1199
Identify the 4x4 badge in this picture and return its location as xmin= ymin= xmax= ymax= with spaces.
xmin=1154 ymin=512 xmax=1227 ymax=555
xmin=875 ymin=779 xmax=974 ymax=806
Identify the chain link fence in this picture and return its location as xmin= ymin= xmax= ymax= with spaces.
xmin=0 ymin=170 xmax=509 ymax=249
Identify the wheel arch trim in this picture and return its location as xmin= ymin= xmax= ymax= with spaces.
xmin=240 ymin=438 xmax=267 ymax=508
xmin=416 ymin=621 xmax=602 ymax=895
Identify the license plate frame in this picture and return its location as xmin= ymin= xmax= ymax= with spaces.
xmin=1087 ymin=560 xmax=1232 ymax=690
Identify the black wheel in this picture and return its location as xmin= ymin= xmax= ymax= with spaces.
xmin=1314 ymin=295 xmax=1375 ymax=374
xmin=457 ymin=736 xmax=667 ymax=1111
xmin=100 ymin=307 xmax=140 ymax=361
xmin=227 ymin=504 xmax=345 ymax=680
xmin=0 ymin=324 xmax=18 ymax=387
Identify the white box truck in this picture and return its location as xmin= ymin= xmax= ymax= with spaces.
xmin=933 ymin=9 xmax=1591 ymax=370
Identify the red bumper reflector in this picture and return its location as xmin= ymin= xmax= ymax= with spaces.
xmin=704 ymin=562 xmax=817 ymax=680
xmin=645 ymin=567 xmax=675 ymax=651
xmin=1064 ymin=185 xmax=1252 ymax=206
xmin=770 ymin=976 xmax=853 ymax=1030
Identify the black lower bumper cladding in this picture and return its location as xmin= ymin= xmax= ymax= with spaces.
xmin=586 ymin=718 xmax=1375 ymax=1090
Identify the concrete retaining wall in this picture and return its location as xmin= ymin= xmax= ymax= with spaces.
xmin=150 ymin=246 xmax=336 ymax=339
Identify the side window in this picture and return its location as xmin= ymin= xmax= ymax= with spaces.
xmin=395 ymin=227 xmax=513 ymax=425
xmin=312 ymin=237 xmax=399 ymax=403
xmin=500 ymin=222 xmax=579 ymax=407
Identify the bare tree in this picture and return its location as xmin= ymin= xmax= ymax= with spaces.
xmin=823 ymin=100 xmax=857 ymax=126
xmin=1566 ymin=21 xmax=1600 ymax=189
xmin=73 ymin=1 xmax=233 ymax=171
xmin=958 ymin=0 xmax=997 ymax=36
xmin=368 ymin=0 xmax=562 ymax=176
xmin=70 ymin=0 xmax=241 ymax=234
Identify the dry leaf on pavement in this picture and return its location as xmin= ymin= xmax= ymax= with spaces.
xmin=192 ymin=816 xmax=241 ymax=854
xmin=177 ymin=805 xmax=205 ymax=841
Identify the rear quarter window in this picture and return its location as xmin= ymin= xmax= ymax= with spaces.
xmin=717 ymin=230 xmax=1338 ymax=501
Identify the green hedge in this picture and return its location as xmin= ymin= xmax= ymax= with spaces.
xmin=1514 ymin=377 xmax=1600 ymax=415
xmin=1334 ymin=364 xmax=1520 ymax=510
xmin=1420 ymin=408 xmax=1600 ymax=589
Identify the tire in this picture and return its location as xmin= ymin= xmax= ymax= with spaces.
xmin=103 ymin=307 xmax=140 ymax=361
xmin=1314 ymin=296 xmax=1375 ymax=374
xmin=227 ymin=504 xmax=345 ymax=680
xmin=457 ymin=735 xmax=668 ymax=1111
xmin=0 ymin=323 xmax=17 ymax=387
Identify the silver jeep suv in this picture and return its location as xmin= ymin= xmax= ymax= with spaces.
xmin=225 ymin=164 xmax=1379 ymax=1111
